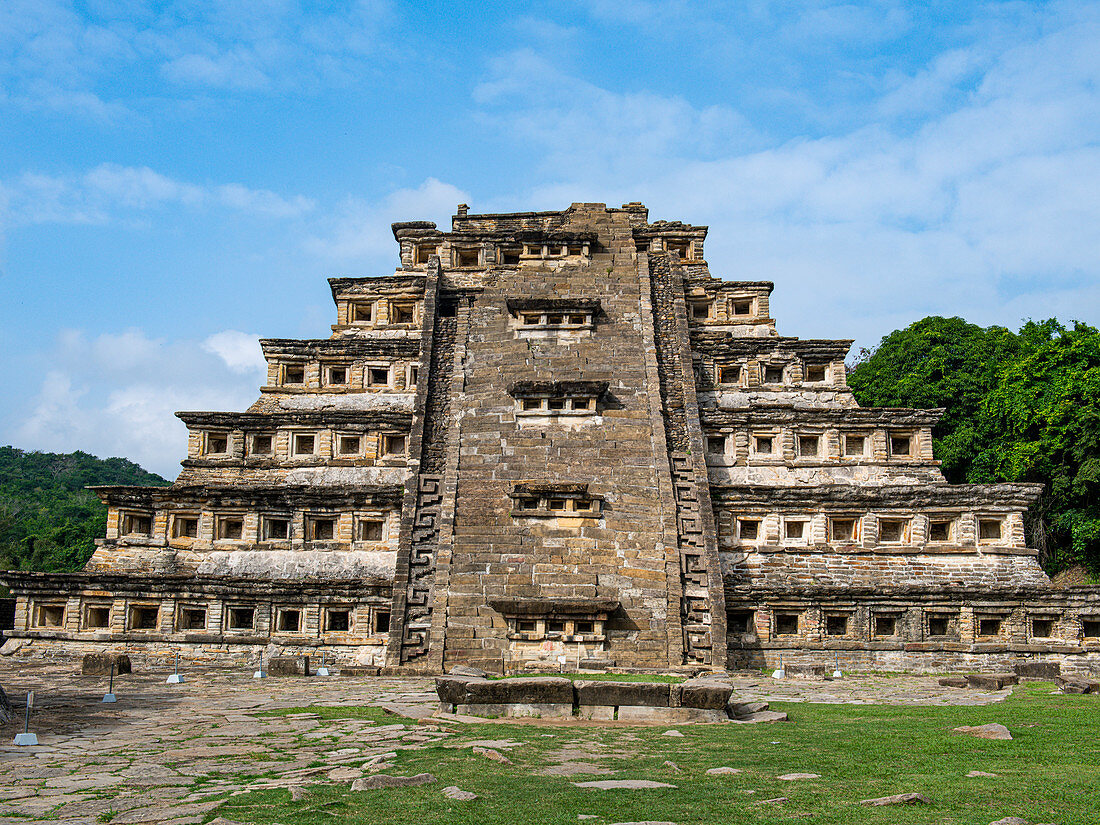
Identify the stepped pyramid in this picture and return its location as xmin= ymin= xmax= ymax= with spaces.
xmin=5 ymin=203 xmax=1097 ymax=674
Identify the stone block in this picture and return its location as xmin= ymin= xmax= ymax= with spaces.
xmin=1055 ymin=675 xmax=1100 ymax=694
xmin=435 ymin=675 xmax=488 ymax=705
xmin=680 ymin=676 xmax=733 ymax=709
xmin=574 ymin=680 xmax=673 ymax=707
xmin=1013 ymin=661 xmax=1060 ymax=680
xmin=462 ymin=676 xmax=574 ymax=705
xmin=81 ymin=653 xmax=132 ymax=676
xmin=727 ymin=700 xmax=770 ymax=719
xmin=267 ymin=656 xmax=310 ymax=676
xmin=575 ymin=705 xmax=616 ymax=720
xmin=457 ymin=702 xmax=573 ymax=718
xmin=617 ymin=705 xmax=727 ymax=723
xmin=966 ymin=673 xmax=1018 ymax=690
xmin=938 ymin=677 xmax=969 ymax=688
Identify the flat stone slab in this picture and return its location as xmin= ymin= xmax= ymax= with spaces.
xmin=350 ymin=773 xmax=436 ymax=790
xmin=573 ymin=780 xmax=677 ymax=790
xmin=705 ymin=767 xmax=742 ymax=775
xmin=860 ymin=792 xmax=932 ymax=806
xmin=442 ymin=786 xmax=477 ymax=800
xmin=953 ymin=724 xmax=1012 ymax=740
xmin=778 ymin=773 xmax=820 ymax=780
xmin=1013 ymin=661 xmax=1060 ymax=679
xmin=465 ymin=677 xmax=574 ymax=706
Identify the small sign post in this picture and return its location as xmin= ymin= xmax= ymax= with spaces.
xmin=557 ymin=654 xmax=568 ymax=674
xmin=14 ymin=692 xmax=38 ymax=745
xmin=317 ymin=651 xmax=331 ymax=677
xmin=103 ymin=662 xmax=117 ymax=703
xmin=166 ymin=651 xmax=185 ymax=684
xmin=253 ymin=652 xmax=267 ymax=679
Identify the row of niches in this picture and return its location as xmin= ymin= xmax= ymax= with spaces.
xmin=332 ymin=297 xmax=421 ymax=329
xmin=686 ymin=294 xmax=769 ymax=325
xmin=402 ymin=241 xmax=593 ymax=269
xmin=109 ymin=508 xmax=397 ymax=549
xmin=265 ymin=361 xmax=418 ymax=392
xmin=704 ymin=428 xmax=932 ymax=465
xmin=703 ymin=359 xmax=847 ymax=390
xmin=505 ymin=615 xmax=606 ymax=642
xmin=511 ymin=493 xmax=602 ymax=518
xmin=715 ymin=511 xmax=1025 ymax=549
xmin=188 ymin=429 xmax=407 ymax=463
xmin=27 ymin=597 xmax=391 ymax=639
xmin=728 ymin=605 xmax=1100 ymax=646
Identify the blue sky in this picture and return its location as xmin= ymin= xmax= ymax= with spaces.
xmin=1 ymin=0 xmax=1098 ymax=478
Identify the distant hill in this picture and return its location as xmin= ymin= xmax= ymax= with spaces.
xmin=0 ymin=447 xmax=170 ymax=575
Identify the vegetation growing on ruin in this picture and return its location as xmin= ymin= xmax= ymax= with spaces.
xmin=850 ymin=317 xmax=1100 ymax=575
xmin=0 ymin=446 xmax=169 ymax=573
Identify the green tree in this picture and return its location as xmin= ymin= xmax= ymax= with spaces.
xmin=847 ymin=316 xmax=1020 ymax=482
xmin=0 ymin=447 xmax=169 ymax=573
xmin=850 ymin=317 xmax=1100 ymax=575
xmin=973 ymin=320 xmax=1100 ymax=571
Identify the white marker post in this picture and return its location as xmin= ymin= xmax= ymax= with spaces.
xmin=166 ymin=651 xmax=185 ymax=684
xmin=831 ymin=653 xmax=842 ymax=679
xmin=557 ymin=654 xmax=568 ymax=674
xmin=316 ymin=651 xmax=330 ymax=677
xmin=253 ymin=652 xmax=267 ymax=679
xmin=14 ymin=691 xmax=38 ymax=746
xmin=772 ymin=654 xmax=786 ymax=680
xmin=103 ymin=662 xmax=117 ymax=703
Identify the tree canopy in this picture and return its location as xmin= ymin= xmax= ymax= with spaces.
xmin=0 ymin=446 xmax=169 ymax=574
xmin=850 ymin=317 xmax=1100 ymax=574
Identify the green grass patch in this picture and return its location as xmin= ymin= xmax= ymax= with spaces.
xmin=253 ymin=705 xmax=398 ymax=722
xmin=215 ymin=682 xmax=1100 ymax=825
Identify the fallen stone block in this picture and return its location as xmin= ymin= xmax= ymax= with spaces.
xmin=953 ymin=724 xmax=1012 ymax=740
xmin=938 ymin=677 xmax=969 ymax=688
xmin=706 ymin=767 xmax=742 ymax=775
xmin=966 ymin=674 xmax=1018 ymax=690
xmin=351 ymin=773 xmax=436 ymax=790
xmin=778 ymin=773 xmax=820 ymax=780
xmin=574 ymin=680 xmax=673 ymax=707
xmin=988 ymin=818 xmax=1029 ymax=825
xmin=1012 ymin=661 xmax=1060 ymax=680
xmin=757 ymin=797 xmax=787 ymax=805
xmin=727 ymin=700 xmax=769 ymax=718
xmin=267 ymin=656 xmax=310 ymax=677
xmin=967 ymin=771 xmax=999 ymax=778
xmin=680 ymin=676 xmax=733 ymax=710
xmin=860 ymin=792 xmax=932 ymax=806
xmin=81 ymin=653 xmax=132 ymax=676
xmin=1055 ymin=675 xmax=1100 ymax=694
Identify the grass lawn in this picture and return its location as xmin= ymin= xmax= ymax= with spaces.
xmin=215 ymin=682 xmax=1099 ymax=825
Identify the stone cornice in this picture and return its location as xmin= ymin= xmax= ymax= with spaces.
xmin=90 ymin=483 xmax=405 ymax=509
xmin=700 ymin=406 xmax=944 ymax=428
xmin=176 ymin=410 xmax=413 ymax=430
xmin=710 ymin=482 xmax=1045 ymax=509
xmin=690 ymin=334 xmax=853 ymax=361
xmin=260 ymin=338 xmax=422 ymax=359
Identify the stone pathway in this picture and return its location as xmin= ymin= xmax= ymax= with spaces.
xmin=0 ymin=664 xmax=1013 ymax=823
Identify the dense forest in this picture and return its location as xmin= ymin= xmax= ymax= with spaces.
xmin=849 ymin=317 xmax=1100 ymax=576
xmin=0 ymin=447 xmax=169 ymax=575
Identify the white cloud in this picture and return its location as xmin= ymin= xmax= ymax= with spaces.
xmin=304 ymin=177 xmax=469 ymax=264
xmin=0 ymin=0 xmax=395 ymax=116
xmin=202 ymin=330 xmax=265 ymax=375
xmin=483 ymin=3 xmax=1100 ymax=346
xmin=0 ymin=163 xmax=315 ymax=227
xmin=13 ymin=328 xmax=265 ymax=479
